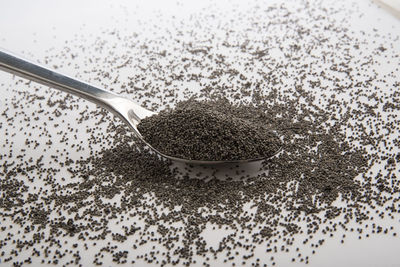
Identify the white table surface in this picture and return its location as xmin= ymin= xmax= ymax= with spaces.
xmin=0 ymin=0 xmax=399 ymax=266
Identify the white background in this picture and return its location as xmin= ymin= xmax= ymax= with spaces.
xmin=1 ymin=0 xmax=400 ymax=266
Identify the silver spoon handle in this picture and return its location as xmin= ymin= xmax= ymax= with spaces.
xmin=0 ymin=49 xmax=120 ymax=109
xmin=0 ymin=48 xmax=155 ymax=130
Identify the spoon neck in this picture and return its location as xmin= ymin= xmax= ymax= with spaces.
xmin=104 ymin=97 xmax=155 ymax=127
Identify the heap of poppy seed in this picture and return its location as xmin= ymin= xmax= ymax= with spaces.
xmin=137 ymin=98 xmax=281 ymax=161
xmin=0 ymin=0 xmax=400 ymax=266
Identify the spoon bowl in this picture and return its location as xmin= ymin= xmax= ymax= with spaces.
xmin=0 ymin=49 xmax=281 ymax=164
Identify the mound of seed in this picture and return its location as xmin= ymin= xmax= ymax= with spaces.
xmin=0 ymin=0 xmax=399 ymax=266
xmin=137 ymin=98 xmax=281 ymax=161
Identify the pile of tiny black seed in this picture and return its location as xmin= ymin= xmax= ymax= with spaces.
xmin=137 ymin=98 xmax=281 ymax=161
xmin=0 ymin=0 xmax=400 ymax=266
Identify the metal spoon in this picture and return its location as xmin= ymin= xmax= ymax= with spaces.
xmin=0 ymin=49 xmax=281 ymax=164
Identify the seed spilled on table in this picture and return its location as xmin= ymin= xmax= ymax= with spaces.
xmin=0 ymin=0 xmax=399 ymax=266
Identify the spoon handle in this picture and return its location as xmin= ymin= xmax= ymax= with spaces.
xmin=0 ymin=49 xmax=123 ymax=108
xmin=0 ymin=48 xmax=154 ymax=128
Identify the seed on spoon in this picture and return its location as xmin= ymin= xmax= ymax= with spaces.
xmin=137 ymin=98 xmax=281 ymax=161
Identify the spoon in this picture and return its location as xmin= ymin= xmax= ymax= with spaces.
xmin=0 ymin=49 xmax=281 ymax=164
